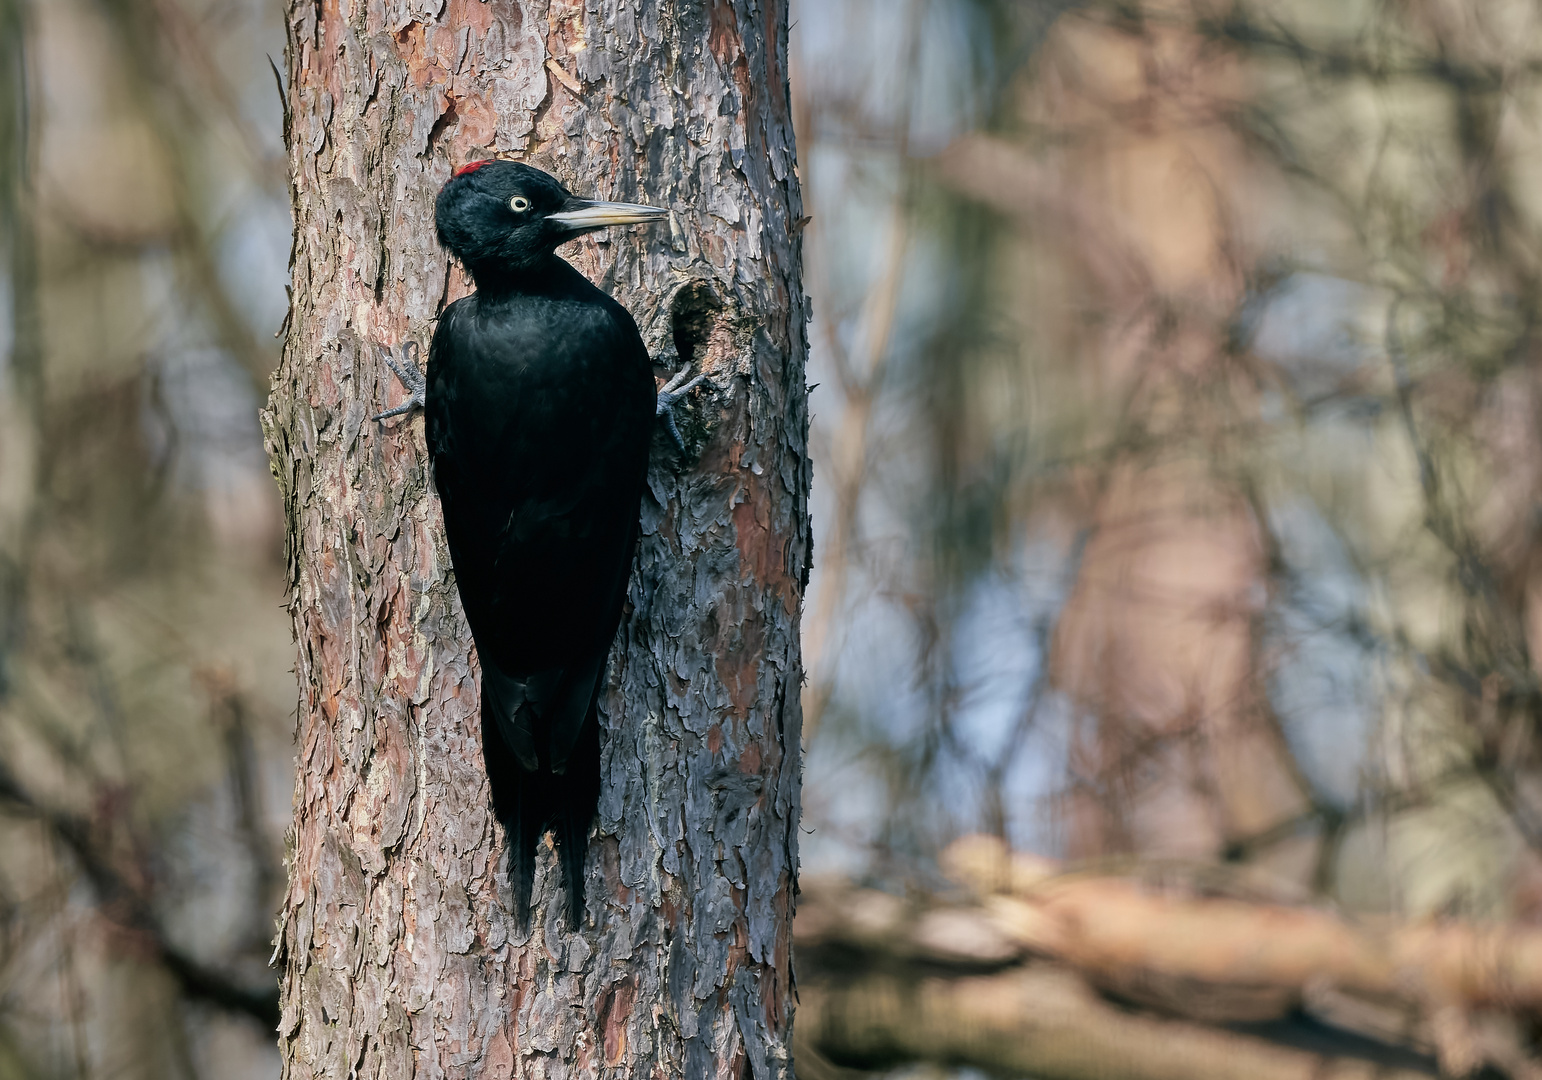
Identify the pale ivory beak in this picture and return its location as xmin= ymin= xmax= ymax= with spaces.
xmin=548 ymin=200 xmax=670 ymax=230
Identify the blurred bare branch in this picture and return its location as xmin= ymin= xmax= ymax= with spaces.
xmin=0 ymin=0 xmax=287 ymax=1073
xmin=90 ymin=0 xmax=280 ymax=384
xmin=0 ymin=761 xmax=278 ymax=1027
xmin=801 ymin=0 xmax=925 ymax=744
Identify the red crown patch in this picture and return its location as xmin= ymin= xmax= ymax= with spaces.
xmin=454 ymin=160 xmax=490 ymax=178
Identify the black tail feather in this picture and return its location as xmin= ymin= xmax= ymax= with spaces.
xmin=479 ymin=701 xmax=536 ymax=927
xmin=555 ymin=710 xmax=601 ymax=927
xmin=479 ymin=675 xmax=602 ymax=931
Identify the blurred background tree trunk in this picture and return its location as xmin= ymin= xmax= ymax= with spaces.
xmin=264 ymin=3 xmax=809 ymax=1078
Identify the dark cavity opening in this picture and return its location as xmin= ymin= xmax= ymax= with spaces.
xmin=670 ymin=281 xmax=723 ymax=370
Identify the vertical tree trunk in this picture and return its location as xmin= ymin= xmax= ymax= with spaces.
xmin=263 ymin=3 xmax=808 ymax=1078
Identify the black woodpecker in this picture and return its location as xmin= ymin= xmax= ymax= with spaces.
xmin=375 ymin=160 xmax=702 ymax=928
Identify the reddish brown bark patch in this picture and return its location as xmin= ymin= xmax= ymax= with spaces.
xmin=600 ymin=979 xmax=638 ymax=1066
xmin=733 ymin=492 xmax=796 ymax=615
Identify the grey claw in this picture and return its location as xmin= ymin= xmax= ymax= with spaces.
xmin=661 ymin=409 xmax=687 ymax=451
xmin=373 ymin=341 xmax=426 ymax=422
xmin=656 ymin=368 xmax=711 ymax=451
xmin=372 ymin=400 xmax=419 ymax=421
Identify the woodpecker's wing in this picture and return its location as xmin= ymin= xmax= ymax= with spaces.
xmin=479 ymin=650 xmax=608 ymax=774
xmin=425 ymin=277 xmax=653 ymax=770
xmin=477 ymin=664 xmax=558 ymax=771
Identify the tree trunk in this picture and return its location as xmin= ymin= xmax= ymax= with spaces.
xmin=262 ymin=3 xmax=808 ymax=1078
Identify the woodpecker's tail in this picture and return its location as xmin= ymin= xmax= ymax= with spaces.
xmin=555 ymin=711 xmax=601 ymax=926
xmin=479 ymin=666 xmax=602 ymax=931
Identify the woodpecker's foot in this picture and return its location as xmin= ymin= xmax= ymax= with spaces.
xmin=655 ymin=367 xmax=711 ymax=451
xmin=372 ymin=341 xmax=426 ymax=421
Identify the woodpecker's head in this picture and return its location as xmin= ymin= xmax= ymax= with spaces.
xmin=436 ymin=160 xmax=668 ymax=278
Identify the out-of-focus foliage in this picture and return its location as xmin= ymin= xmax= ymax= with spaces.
xmin=0 ymin=0 xmax=288 ymax=1075
xmin=795 ymin=0 xmax=1542 ymax=1067
xmin=799 ymin=0 xmax=1542 ymax=913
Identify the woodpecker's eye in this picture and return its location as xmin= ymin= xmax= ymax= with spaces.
xmin=510 ymin=196 xmax=531 ymax=213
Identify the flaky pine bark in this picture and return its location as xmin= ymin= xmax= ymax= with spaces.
xmin=262 ymin=3 xmax=808 ymax=1078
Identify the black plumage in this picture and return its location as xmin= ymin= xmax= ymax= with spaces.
xmin=424 ymin=160 xmax=667 ymax=928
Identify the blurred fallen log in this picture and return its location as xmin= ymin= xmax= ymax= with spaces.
xmin=793 ymin=839 xmax=1542 ymax=1078
xmin=798 ymin=966 xmax=1435 ymax=1080
xmin=943 ymin=835 xmax=1542 ymax=1013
